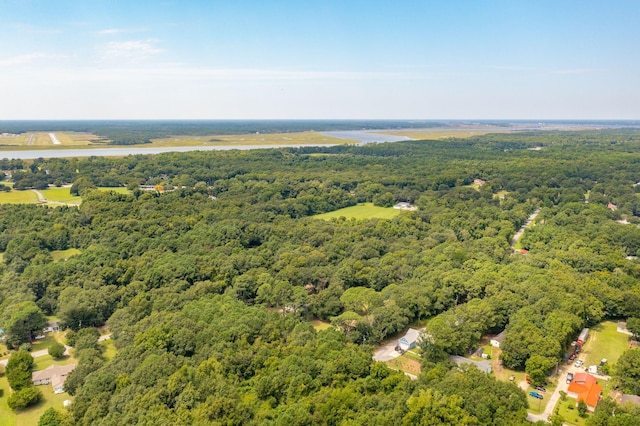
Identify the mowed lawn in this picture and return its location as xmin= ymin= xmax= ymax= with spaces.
xmin=152 ymin=131 xmax=356 ymax=146
xmin=583 ymin=321 xmax=630 ymax=367
xmin=314 ymin=203 xmax=401 ymax=220
xmin=0 ymin=191 xmax=39 ymax=204
xmin=51 ymin=248 xmax=82 ymax=261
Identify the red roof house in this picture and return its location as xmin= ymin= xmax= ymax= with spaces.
xmin=567 ymin=373 xmax=601 ymax=411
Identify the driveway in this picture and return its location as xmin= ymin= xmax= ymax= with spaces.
xmin=373 ymin=341 xmax=402 ymax=362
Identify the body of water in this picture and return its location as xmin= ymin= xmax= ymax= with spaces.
xmin=320 ymin=131 xmax=413 ymax=145
xmin=0 ymin=144 xmax=338 ymax=160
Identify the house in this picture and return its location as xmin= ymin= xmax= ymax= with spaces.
xmin=393 ymin=202 xmax=418 ymax=211
xmin=607 ymin=203 xmax=618 ymax=211
xmin=32 ymin=364 xmax=76 ymax=394
xmin=567 ymin=373 xmax=602 ymax=411
xmin=398 ymin=328 xmax=422 ymax=351
xmin=43 ymin=321 xmax=60 ymax=333
xmin=621 ymin=394 xmax=640 ymax=407
xmin=490 ymin=331 xmax=507 ymax=348
xmin=449 ymin=355 xmax=492 ymax=374
xmin=473 ymin=179 xmax=486 ymax=186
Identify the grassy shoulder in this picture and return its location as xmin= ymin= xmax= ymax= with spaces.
xmin=313 ymin=203 xmax=402 ymax=220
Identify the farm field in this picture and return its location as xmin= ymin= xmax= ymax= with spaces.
xmin=313 ymin=203 xmax=402 ymax=220
xmin=152 ymin=131 xmax=356 ymax=146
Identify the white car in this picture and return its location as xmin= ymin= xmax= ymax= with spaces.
xmin=575 ymin=360 xmax=584 ymax=367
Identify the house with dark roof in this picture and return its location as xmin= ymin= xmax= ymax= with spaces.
xmin=567 ymin=373 xmax=602 ymax=411
xmin=490 ymin=331 xmax=507 ymax=348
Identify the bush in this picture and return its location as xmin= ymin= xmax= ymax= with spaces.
xmin=7 ymin=386 xmax=42 ymax=410
xmin=38 ymin=407 xmax=63 ymax=426
xmin=19 ymin=343 xmax=32 ymax=352
xmin=577 ymin=400 xmax=588 ymax=417
xmin=48 ymin=341 xmax=66 ymax=359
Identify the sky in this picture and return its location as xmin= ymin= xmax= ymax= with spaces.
xmin=0 ymin=0 xmax=638 ymax=120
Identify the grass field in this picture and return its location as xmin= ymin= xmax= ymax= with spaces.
xmin=582 ymin=321 xmax=630 ymax=368
xmin=310 ymin=319 xmax=332 ymax=331
xmin=40 ymin=188 xmax=81 ymax=204
xmin=152 ymin=131 xmax=356 ymax=146
xmin=0 ymin=191 xmax=40 ymax=204
xmin=50 ymin=248 xmax=82 ymax=261
xmin=101 ymin=340 xmax=117 ymax=361
xmin=314 ymin=203 xmax=401 ymax=220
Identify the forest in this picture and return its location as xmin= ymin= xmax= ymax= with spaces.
xmin=1 ymin=129 xmax=640 ymax=425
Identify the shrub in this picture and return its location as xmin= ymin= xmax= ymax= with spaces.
xmin=48 ymin=341 xmax=66 ymax=359
xmin=7 ymin=386 xmax=42 ymax=410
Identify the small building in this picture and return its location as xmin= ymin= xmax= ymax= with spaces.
xmin=607 ymin=203 xmax=618 ymax=211
xmin=398 ymin=328 xmax=422 ymax=351
xmin=621 ymin=394 xmax=640 ymax=407
xmin=393 ymin=202 xmax=418 ymax=211
xmin=473 ymin=179 xmax=486 ymax=186
xmin=567 ymin=373 xmax=602 ymax=412
xmin=490 ymin=331 xmax=507 ymax=348
xmin=32 ymin=364 xmax=76 ymax=393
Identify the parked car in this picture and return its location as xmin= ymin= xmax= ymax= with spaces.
xmin=569 ymin=353 xmax=577 ymax=361
xmin=575 ymin=360 xmax=584 ymax=367
xmin=529 ymin=391 xmax=543 ymax=399
xmin=535 ymin=386 xmax=547 ymax=392
xmin=567 ymin=372 xmax=574 ymax=384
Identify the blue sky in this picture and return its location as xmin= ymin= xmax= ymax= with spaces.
xmin=0 ymin=0 xmax=638 ymax=119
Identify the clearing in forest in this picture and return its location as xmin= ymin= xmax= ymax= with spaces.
xmin=313 ymin=203 xmax=401 ymax=220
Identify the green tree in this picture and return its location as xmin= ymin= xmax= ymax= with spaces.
xmin=615 ymin=348 xmax=640 ymax=394
xmin=39 ymin=407 xmax=64 ymax=426
xmin=7 ymin=386 xmax=42 ymax=410
xmin=626 ymin=318 xmax=640 ymax=338
xmin=578 ymin=399 xmax=588 ymax=417
xmin=403 ymin=389 xmax=477 ymax=425
xmin=48 ymin=341 xmax=66 ymax=359
xmin=525 ymin=355 xmax=556 ymax=386
xmin=2 ymin=301 xmax=46 ymax=349
xmin=5 ymin=350 xmax=35 ymax=391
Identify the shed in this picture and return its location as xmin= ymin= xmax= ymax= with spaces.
xmin=398 ymin=328 xmax=422 ymax=351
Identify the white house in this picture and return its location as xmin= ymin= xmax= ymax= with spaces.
xmin=393 ymin=202 xmax=418 ymax=211
xmin=490 ymin=331 xmax=507 ymax=348
xmin=398 ymin=328 xmax=422 ymax=351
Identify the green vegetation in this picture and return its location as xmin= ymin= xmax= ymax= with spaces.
xmin=39 ymin=189 xmax=81 ymax=204
xmin=557 ymin=398 xmax=588 ymax=426
xmin=313 ymin=202 xmax=401 ymax=220
xmin=0 ymin=191 xmax=39 ymax=204
xmin=582 ymin=321 xmax=630 ymax=367
xmin=50 ymin=249 xmax=81 ymax=262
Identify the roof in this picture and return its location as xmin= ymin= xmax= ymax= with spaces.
xmin=621 ymin=394 xmax=640 ymax=406
xmin=492 ymin=331 xmax=507 ymax=343
xmin=400 ymin=328 xmax=421 ymax=344
xmin=568 ymin=373 xmax=601 ymax=408
xmin=32 ymin=364 xmax=76 ymax=382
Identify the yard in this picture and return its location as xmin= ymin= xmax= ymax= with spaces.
xmin=582 ymin=321 xmax=630 ymax=368
xmin=386 ymin=353 xmax=421 ymax=376
xmin=0 ymin=191 xmax=39 ymax=204
xmin=556 ymin=398 xmax=589 ymax=426
xmin=313 ymin=203 xmax=402 ymax=220
xmin=309 ymin=319 xmax=332 ymax=331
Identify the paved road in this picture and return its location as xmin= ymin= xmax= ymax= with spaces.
xmin=511 ymin=208 xmax=541 ymax=248
xmin=373 ymin=341 xmax=402 ymax=362
xmin=0 ymin=345 xmax=71 ymax=366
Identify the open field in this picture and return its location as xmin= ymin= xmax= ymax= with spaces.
xmin=0 ymin=191 xmax=40 ymax=204
xmin=314 ymin=203 xmax=402 ymax=220
xmin=40 ymin=188 xmax=82 ymax=204
xmin=310 ymin=319 xmax=332 ymax=331
xmin=51 ymin=248 xmax=82 ymax=261
xmin=582 ymin=321 xmax=630 ymax=368
xmin=0 ymin=132 xmax=100 ymax=148
xmin=152 ymin=131 xmax=356 ymax=146
xmin=0 ymin=187 xmax=129 ymax=206
xmin=374 ymin=128 xmax=513 ymax=140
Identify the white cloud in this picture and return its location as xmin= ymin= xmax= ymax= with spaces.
xmin=101 ymin=39 xmax=165 ymax=61
xmin=0 ymin=53 xmax=48 ymax=67
xmin=94 ymin=28 xmax=145 ymax=36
